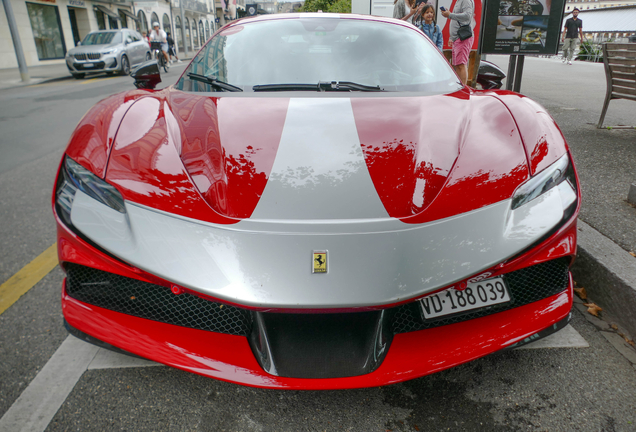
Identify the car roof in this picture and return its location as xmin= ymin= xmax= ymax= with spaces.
xmin=225 ymin=12 xmax=413 ymax=30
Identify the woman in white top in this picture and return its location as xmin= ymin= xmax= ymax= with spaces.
xmin=393 ymin=0 xmax=425 ymax=24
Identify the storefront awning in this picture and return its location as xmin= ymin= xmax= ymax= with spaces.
xmin=118 ymin=8 xmax=139 ymax=22
xmin=94 ymin=5 xmax=120 ymax=19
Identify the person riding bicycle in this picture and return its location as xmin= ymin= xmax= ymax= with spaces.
xmin=149 ymin=22 xmax=170 ymax=67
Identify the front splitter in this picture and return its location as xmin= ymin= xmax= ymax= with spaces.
xmin=61 ymin=279 xmax=573 ymax=390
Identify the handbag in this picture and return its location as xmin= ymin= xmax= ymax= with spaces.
xmin=457 ymin=24 xmax=473 ymax=41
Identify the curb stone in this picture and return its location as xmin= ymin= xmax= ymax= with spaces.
xmin=571 ymin=220 xmax=636 ymax=339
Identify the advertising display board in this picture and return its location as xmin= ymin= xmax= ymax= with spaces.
xmin=480 ymin=0 xmax=566 ymax=54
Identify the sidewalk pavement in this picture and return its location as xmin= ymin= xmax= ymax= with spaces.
xmin=0 ymin=57 xmax=193 ymax=90
xmin=1 ymin=54 xmax=635 ymax=338
xmin=0 ymin=62 xmax=72 ymax=90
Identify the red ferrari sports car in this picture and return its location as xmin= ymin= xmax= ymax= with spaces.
xmin=53 ymin=13 xmax=580 ymax=390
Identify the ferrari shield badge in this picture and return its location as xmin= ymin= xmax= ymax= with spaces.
xmin=312 ymin=251 xmax=327 ymax=273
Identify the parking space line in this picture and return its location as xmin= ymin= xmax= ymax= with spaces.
xmin=517 ymin=324 xmax=589 ymax=349
xmin=80 ymin=76 xmax=119 ymax=85
xmin=0 ymin=336 xmax=99 ymax=432
xmin=0 ymin=243 xmax=58 ymax=316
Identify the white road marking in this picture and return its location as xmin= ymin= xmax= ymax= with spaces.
xmin=0 ymin=323 xmax=587 ymax=432
xmin=88 ymin=348 xmax=161 ymax=370
xmin=0 ymin=336 xmax=98 ymax=432
xmin=517 ymin=324 xmax=589 ymax=350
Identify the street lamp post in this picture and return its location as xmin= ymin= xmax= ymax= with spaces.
xmin=2 ymin=0 xmax=30 ymax=82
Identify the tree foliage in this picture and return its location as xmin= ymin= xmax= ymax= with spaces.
xmin=300 ymin=0 xmax=351 ymax=13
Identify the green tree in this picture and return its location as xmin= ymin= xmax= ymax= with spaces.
xmin=300 ymin=0 xmax=351 ymax=13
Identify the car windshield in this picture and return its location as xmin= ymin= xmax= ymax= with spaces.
xmin=81 ymin=32 xmax=121 ymax=46
xmin=177 ymin=17 xmax=461 ymax=93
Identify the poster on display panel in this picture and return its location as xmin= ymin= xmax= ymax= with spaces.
xmin=479 ymin=0 xmax=566 ymax=54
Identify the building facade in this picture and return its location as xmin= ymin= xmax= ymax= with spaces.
xmin=564 ymin=0 xmax=636 ymax=12
xmin=1 ymin=0 xmax=139 ymax=69
xmin=1 ymin=0 xmax=219 ymax=69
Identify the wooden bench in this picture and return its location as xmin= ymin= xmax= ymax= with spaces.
xmin=597 ymin=42 xmax=636 ymax=129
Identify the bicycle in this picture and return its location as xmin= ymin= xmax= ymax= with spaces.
xmin=150 ymin=41 xmax=169 ymax=73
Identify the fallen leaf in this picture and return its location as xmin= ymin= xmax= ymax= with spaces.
xmin=573 ymin=287 xmax=588 ymax=300
xmin=611 ymin=324 xmax=618 ymax=330
xmin=584 ymin=303 xmax=603 ymax=317
xmin=625 ymin=338 xmax=635 ymax=347
xmin=630 ymin=251 xmax=636 ymax=257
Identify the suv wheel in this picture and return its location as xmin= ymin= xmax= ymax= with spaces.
xmin=120 ymin=55 xmax=130 ymax=75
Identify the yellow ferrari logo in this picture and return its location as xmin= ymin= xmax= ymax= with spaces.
xmin=313 ymin=251 xmax=327 ymax=273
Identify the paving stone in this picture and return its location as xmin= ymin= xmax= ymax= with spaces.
xmin=601 ymin=332 xmax=636 ymax=365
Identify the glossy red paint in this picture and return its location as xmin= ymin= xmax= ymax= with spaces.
xmin=487 ymin=91 xmax=568 ymax=176
xmin=64 ymin=90 xmax=152 ymax=178
xmin=104 ymin=92 xmax=236 ymax=225
xmin=103 ymin=90 xmax=289 ymax=224
xmin=62 ymin=280 xmax=572 ymax=390
xmin=353 ymin=92 xmax=529 ymax=224
xmin=175 ymin=94 xmax=289 ymax=219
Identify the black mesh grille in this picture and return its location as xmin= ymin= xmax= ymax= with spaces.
xmin=392 ymin=258 xmax=570 ymax=333
xmin=65 ymin=259 xmax=569 ymax=337
xmin=65 ymin=263 xmax=252 ymax=336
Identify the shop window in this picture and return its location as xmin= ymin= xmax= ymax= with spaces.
xmin=137 ymin=10 xmax=148 ymax=34
xmin=193 ymin=20 xmax=199 ymax=48
xmin=151 ymin=12 xmax=159 ymax=28
xmin=163 ymin=14 xmax=171 ymax=35
xmin=95 ymin=10 xmax=105 ymax=30
xmin=108 ymin=15 xmax=118 ymax=29
xmin=26 ymin=2 xmax=66 ymax=60
xmin=205 ymin=21 xmax=210 ymax=40
xmin=175 ymin=15 xmax=183 ymax=50
xmin=185 ymin=18 xmax=192 ymax=51
xmin=199 ymin=20 xmax=205 ymax=44
xmin=119 ymin=11 xmax=128 ymax=28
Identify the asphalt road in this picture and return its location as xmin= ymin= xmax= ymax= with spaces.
xmin=1 ymin=58 xmax=635 ymax=432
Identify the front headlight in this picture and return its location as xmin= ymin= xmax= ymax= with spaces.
xmin=55 ymin=156 xmax=126 ymax=227
xmin=511 ymin=154 xmax=577 ymax=210
xmin=102 ymin=49 xmax=117 ymax=55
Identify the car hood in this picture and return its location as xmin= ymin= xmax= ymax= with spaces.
xmin=63 ymin=89 xmax=579 ymax=308
xmin=69 ymin=43 xmax=120 ymax=54
xmin=104 ymin=89 xmax=530 ymax=225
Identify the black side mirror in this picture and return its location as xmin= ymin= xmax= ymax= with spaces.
xmin=131 ymin=60 xmax=162 ymax=89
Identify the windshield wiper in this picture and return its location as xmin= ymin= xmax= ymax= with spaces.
xmin=253 ymin=81 xmax=384 ymax=92
xmin=187 ymin=73 xmax=243 ymax=92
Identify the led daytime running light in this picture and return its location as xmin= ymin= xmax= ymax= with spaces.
xmin=511 ymin=154 xmax=571 ymax=210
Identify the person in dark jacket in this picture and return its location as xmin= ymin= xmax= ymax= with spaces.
xmin=166 ymin=32 xmax=182 ymax=63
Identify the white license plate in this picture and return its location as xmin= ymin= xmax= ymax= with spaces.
xmin=420 ymin=277 xmax=510 ymax=319
xmin=83 ymin=63 xmax=94 ymax=68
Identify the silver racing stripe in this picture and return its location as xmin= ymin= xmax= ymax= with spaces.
xmin=248 ymin=98 xmax=390 ymax=220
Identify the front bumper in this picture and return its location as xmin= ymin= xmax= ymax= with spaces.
xmin=66 ymin=55 xmax=118 ymax=74
xmin=62 ymin=277 xmax=573 ymax=389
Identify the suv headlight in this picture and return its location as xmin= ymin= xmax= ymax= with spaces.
xmin=55 ymin=156 xmax=125 ymax=227
xmin=511 ymin=154 xmax=577 ymax=210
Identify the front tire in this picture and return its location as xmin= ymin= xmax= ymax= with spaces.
xmin=120 ymin=55 xmax=130 ymax=75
